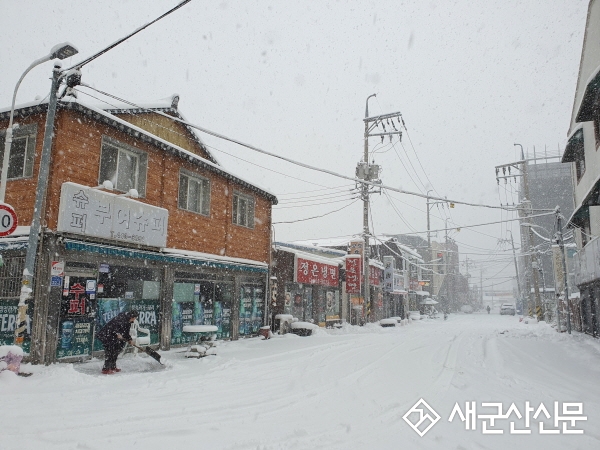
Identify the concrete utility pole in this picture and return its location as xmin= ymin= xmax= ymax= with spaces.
xmin=15 ymin=63 xmax=63 ymax=346
xmin=495 ymin=144 xmax=543 ymax=320
xmin=359 ymin=95 xmax=402 ymax=322
xmin=555 ymin=208 xmax=572 ymax=334
xmin=500 ymin=231 xmax=522 ymax=312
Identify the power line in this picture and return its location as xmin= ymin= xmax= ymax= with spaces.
xmin=77 ymin=84 xmax=526 ymax=212
xmin=272 ymin=199 xmax=359 ymax=224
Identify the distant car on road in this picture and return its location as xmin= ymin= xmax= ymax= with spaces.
xmin=500 ymin=303 xmax=516 ymax=315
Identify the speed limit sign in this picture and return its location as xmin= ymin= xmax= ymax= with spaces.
xmin=0 ymin=203 xmax=18 ymax=237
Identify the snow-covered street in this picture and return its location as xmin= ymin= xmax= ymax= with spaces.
xmin=3 ymin=314 xmax=600 ymax=449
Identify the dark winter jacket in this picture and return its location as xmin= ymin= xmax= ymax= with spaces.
xmin=96 ymin=311 xmax=135 ymax=344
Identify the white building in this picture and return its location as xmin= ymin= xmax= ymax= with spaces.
xmin=562 ymin=0 xmax=600 ymax=337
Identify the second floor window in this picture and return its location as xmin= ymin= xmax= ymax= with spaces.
xmin=178 ymin=170 xmax=210 ymax=216
xmin=0 ymin=124 xmax=37 ymax=180
xmin=99 ymin=137 xmax=147 ymax=196
xmin=232 ymin=191 xmax=255 ymax=228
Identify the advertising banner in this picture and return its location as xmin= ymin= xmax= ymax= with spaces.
xmin=346 ymin=255 xmax=362 ymax=294
xmin=369 ymin=265 xmax=382 ymax=286
xmin=0 ymin=300 xmax=31 ymax=352
xmin=295 ymin=256 xmax=339 ymax=287
xmin=57 ymin=317 xmax=94 ymax=359
xmin=95 ymin=298 xmax=160 ymax=350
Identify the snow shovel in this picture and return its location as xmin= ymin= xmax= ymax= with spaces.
xmin=119 ymin=338 xmax=164 ymax=365
xmin=130 ymin=343 xmax=164 ymax=365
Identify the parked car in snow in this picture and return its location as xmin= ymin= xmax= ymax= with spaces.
xmin=460 ymin=305 xmax=474 ymax=314
xmin=500 ymin=304 xmax=516 ymax=315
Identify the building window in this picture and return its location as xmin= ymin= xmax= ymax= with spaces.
xmin=0 ymin=124 xmax=37 ymax=180
xmin=232 ymin=191 xmax=255 ymax=228
xmin=99 ymin=136 xmax=147 ymax=196
xmin=574 ymin=146 xmax=586 ymax=183
xmin=594 ymin=117 xmax=600 ymax=150
xmin=178 ymin=170 xmax=210 ymax=216
xmin=0 ymin=256 xmax=25 ymax=299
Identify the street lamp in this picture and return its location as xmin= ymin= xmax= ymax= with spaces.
xmin=12 ymin=45 xmax=79 ymax=350
xmin=0 ymin=42 xmax=78 ymax=203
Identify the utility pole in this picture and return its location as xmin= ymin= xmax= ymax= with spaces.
xmin=495 ymin=144 xmax=543 ymax=321
xmin=359 ymin=94 xmax=402 ymax=322
xmin=500 ymin=231 xmax=522 ymax=314
xmin=555 ymin=208 xmax=572 ymax=334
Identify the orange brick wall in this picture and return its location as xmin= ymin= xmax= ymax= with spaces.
xmin=2 ymin=108 xmax=272 ymax=264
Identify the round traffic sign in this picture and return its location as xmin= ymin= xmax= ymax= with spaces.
xmin=0 ymin=203 xmax=18 ymax=237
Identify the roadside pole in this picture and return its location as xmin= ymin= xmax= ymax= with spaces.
xmin=15 ymin=63 xmax=62 ymax=346
xmin=555 ymin=208 xmax=572 ymax=334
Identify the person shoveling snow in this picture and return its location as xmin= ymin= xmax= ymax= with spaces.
xmin=95 ymin=310 xmax=138 ymax=374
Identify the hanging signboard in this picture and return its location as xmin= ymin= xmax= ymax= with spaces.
xmin=345 ymin=255 xmax=362 ymax=294
xmin=369 ymin=265 xmax=382 ymax=286
xmin=383 ymin=256 xmax=395 ymax=293
xmin=57 ymin=182 xmax=168 ymax=248
xmin=294 ymin=256 xmax=339 ymax=287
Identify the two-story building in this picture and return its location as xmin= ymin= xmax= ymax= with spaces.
xmin=0 ymin=94 xmax=277 ymax=363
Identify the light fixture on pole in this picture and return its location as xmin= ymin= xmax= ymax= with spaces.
xmin=0 ymin=42 xmax=78 ymax=204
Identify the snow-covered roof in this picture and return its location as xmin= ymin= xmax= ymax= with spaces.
xmin=163 ymin=247 xmax=267 ymax=268
xmin=274 ymin=244 xmax=344 ymax=266
xmin=274 ymin=241 xmax=347 ymax=257
xmin=291 ymin=235 xmax=363 ymax=249
xmin=0 ymin=97 xmax=277 ymax=204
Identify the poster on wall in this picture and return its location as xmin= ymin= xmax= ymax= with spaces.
xmin=0 ymin=300 xmax=32 ymax=352
xmin=57 ymin=317 xmax=94 ymax=359
xmin=95 ymin=298 xmax=160 ymax=350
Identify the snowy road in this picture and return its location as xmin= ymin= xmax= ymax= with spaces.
xmin=3 ymin=314 xmax=600 ymax=450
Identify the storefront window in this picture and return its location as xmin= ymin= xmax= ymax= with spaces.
xmin=94 ymin=265 xmax=161 ymax=352
xmin=284 ymin=283 xmax=313 ymax=322
xmin=0 ymin=256 xmax=30 ymax=350
xmin=172 ymin=276 xmax=234 ymax=343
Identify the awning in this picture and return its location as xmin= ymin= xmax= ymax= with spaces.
xmin=576 ymin=64 xmax=600 ymax=123
xmin=562 ymin=127 xmax=584 ymax=163
xmin=0 ymin=237 xmax=29 ymax=251
xmin=63 ymin=239 xmax=268 ymax=273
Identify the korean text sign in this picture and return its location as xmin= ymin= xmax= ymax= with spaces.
xmin=57 ymin=182 xmax=168 ymax=248
xmin=345 ymin=255 xmax=362 ymax=294
xmin=295 ymin=256 xmax=339 ymax=287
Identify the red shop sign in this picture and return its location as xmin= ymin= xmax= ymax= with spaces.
xmin=295 ymin=256 xmax=339 ymax=287
xmin=345 ymin=256 xmax=362 ymax=294
xmin=369 ymin=265 xmax=382 ymax=286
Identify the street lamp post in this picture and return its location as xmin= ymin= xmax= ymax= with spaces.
xmin=11 ymin=44 xmax=79 ymax=349
xmin=0 ymin=43 xmax=78 ymax=203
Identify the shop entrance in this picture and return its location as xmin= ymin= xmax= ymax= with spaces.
xmin=239 ymin=283 xmax=265 ymax=337
xmin=56 ymin=270 xmax=97 ymax=360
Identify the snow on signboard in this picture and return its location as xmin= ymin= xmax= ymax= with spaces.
xmin=57 ymin=182 xmax=168 ymax=248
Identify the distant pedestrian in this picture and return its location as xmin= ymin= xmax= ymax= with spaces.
xmin=96 ymin=310 xmax=138 ymax=374
xmin=486 ymin=305 xmax=491 ymax=314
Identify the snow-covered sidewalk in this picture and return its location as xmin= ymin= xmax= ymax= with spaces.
xmin=2 ymin=314 xmax=600 ymax=449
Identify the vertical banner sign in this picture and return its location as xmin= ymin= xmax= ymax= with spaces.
xmin=383 ymin=256 xmax=395 ymax=293
xmin=369 ymin=265 xmax=382 ymax=286
xmin=345 ymin=255 xmax=362 ymax=294
xmin=294 ymin=257 xmax=339 ymax=287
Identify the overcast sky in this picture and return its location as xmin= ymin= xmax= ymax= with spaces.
xmin=0 ymin=0 xmax=588 ymax=288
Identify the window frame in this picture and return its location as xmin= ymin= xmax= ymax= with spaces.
xmin=178 ymin=169 xmax=211 ymax=216
xmin=98 ymin=136 xmax=147 ymax=197
xmin=0 ymin=123 xmax=37 ymax=180
xmin=232 ymin=191 xmax=255 ymax=229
